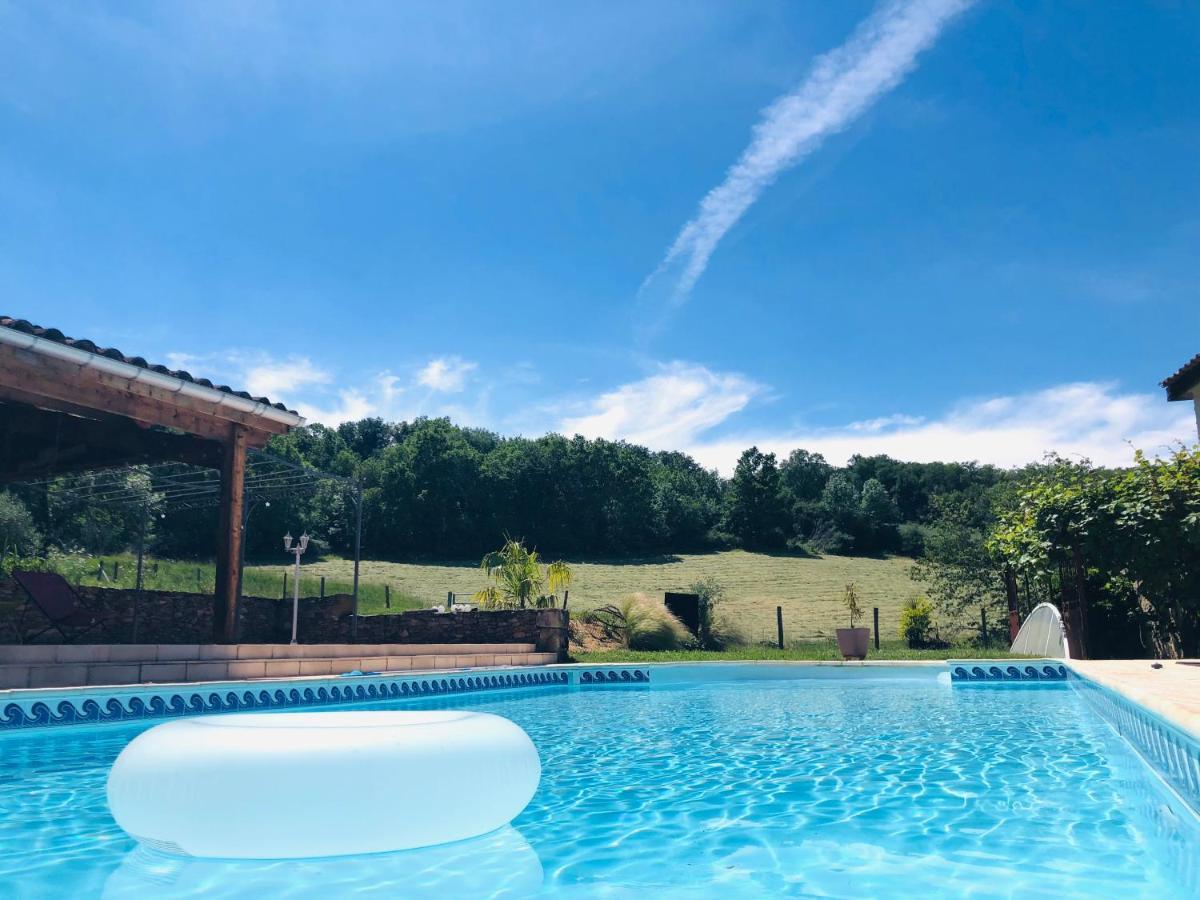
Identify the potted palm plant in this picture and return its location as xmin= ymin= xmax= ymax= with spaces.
xmin=836 ymin=581 xmax=870 ymax=659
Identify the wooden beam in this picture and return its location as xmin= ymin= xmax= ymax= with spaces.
xmin=0 ymin=401 xmax=223 ymax=480
xmin=0 ymin=344 xmax=287 ymax=447
xmin=213 ymin=424 xmax=248 ymax=643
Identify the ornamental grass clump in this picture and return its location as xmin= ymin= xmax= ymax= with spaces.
xmin=590 ymin=593 xmax=691 ymax=651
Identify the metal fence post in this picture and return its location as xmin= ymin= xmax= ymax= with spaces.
xmin=873 ymin=607 xmax=880 ymax=650
xmin=776 ymin=606 xmax=784 ymax=649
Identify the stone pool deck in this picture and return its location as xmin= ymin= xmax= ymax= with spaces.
xmin=1067 ymin=659 xmax=1200 ymax=740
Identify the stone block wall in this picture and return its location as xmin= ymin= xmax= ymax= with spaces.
xmin=0 ymin=579 xmax=568 ymax=658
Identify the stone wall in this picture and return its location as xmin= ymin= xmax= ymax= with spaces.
xmin=0 ymin=580 xmax=568 ymax=658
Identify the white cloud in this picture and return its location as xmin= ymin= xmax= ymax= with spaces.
xmin=684 ymin=382 xmax=1195 ymax=474
xmin=417 ymin=356 xmax=477 ymax=393
xmin=240 ymin=355 xmax=332 ymax=400
xmin=294 ymin=389 xmax=377 ymax=427
xmin=643 ymin=0 xmax=973 ymax=306
xmin=559 ymin=362 xmax=763 ymax=449
xmin=163 ymin=348 xmax=481 ymax=425
xmin=164 ymin=350 xmax=332 ymax=401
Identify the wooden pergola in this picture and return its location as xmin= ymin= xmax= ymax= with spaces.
xmin=0 ymin=317 xmax=305 ymax=641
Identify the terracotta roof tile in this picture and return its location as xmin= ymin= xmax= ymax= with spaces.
xmin=1162 ymin=353 xmax=1200 ymax=401
xmin=0 ymin=316 xmax=297 ymax=414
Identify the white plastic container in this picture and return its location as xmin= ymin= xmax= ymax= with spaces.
xmin=106 ymin=710 xmax=541 ymax=859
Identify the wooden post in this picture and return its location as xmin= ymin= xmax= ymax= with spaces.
xmin=776 ymin=606 xmax=784 ymax=649
xmin=114 ymin=560 xmax=119 ymax=581
xmin=447 ymin=591 xmax=454 ymax=609
xmin=133 ymin=502 xmax=148 ymax=643
xmin=980 ymin=607 xmax=988 ymax=646
xmin=562 ymin=589 xmax=569 ymax=610
xmin=282 ymin=571 xmax=288 ymax=599
xmin=873 ymin=607 xmax=880 ymax=650
xmin=384 ymin=584 xmax=390 ymax=609
xmin=351 ymin=489 xmax=363 ymax=641
xmin=1071 ymin=545 xmax=1091 ymax=660
xmin=213 ymin=424 xmax=247 ymax=643
xmin=320 ymin=576 xmax=325 ymax=599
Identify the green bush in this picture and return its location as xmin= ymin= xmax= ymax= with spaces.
xmin=689 ymin=576 xmax=732 ymax=650
xmin=898 ymin=595 xmax=936 ymax=647
xmin=897 ymin=522 xmax=928 ymax=557
xmin=808 ymin=521 xmax=856 ymax=555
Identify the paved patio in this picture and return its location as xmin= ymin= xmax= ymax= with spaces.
xmin=1067 ymin=659 xmax=1200 ymax=740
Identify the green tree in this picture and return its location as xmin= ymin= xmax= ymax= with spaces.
xmin=0 ymin=491 xmax=40 ymax=558
xmin=991 ymin=448 xmax=1200 ymax=658
xmin=911 ymin=495 xmax=1007 ymax=624
xmin=780 ymin=449 xmax=832 ymax=503
xmin=858 ymin=478 xmax=899 ymax=550
xmin=723 ymin=447 xmax=788 ymax=550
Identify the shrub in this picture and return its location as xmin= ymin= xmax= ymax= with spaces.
xmin=689 ymin=577 xmax=732 ymax=650
xmin=808 ymin=521 xmax=856 ymax=555
xmin=897 ymin=523 xmax=928 ymax=557
xmin=0 ymin=492 xmax=41 ymax=559
xmin=591 ymin=593 xmax=691 ymax=651
xmin=898 ymin=596 xmax=936 ymax=647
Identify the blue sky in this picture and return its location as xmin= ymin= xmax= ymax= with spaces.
xmin=2 ymin=0 xmax=1197 ymax=472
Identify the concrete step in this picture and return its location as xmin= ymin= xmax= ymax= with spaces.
xmin=0 ymin=652 xmax=560 ymax=689
xmin=0 ymin=642 xmax=538 ymax=665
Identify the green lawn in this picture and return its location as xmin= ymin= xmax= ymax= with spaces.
xmin=54 ymin=549 xmax=986 ymax=646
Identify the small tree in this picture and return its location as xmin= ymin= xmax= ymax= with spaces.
xmin=473 ymin=537 xmax=571 ymax=609
xmin=842 ymin=581 xmax=864 ymax=628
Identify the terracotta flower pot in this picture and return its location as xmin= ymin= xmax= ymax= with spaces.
xmin=836 ymin=627 xmax=870 ymax=660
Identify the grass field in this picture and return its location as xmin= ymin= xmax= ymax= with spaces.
xmin=61 ymin=549 xmax=961 ymax=645
xmin=263 ymin=550 xmax=935 ymax=644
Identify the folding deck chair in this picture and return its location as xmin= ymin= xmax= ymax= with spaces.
xmin=12 ymin=570 xmax=109 ymax=644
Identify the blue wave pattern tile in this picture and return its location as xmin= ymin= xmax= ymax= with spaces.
xmin=949 ymin=661 xmax=1068 ymax=683
xmin=1072 ymin=676 xmax=1200 ymax=817
xmin=0 ymin=669 xmax=569 ymax=731
xmin=578 ymin=668 xmax=650 ymax=686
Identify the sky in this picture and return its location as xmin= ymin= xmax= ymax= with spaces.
xmin=2 ymin=0 xmax=1197 ymax=473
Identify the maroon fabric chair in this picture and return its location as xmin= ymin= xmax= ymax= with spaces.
xmin=12 ymin=571 xmax=108 ymax=643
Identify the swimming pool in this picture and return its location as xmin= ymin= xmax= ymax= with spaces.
xmin=1 ymin=664 xmax=1197 ymax=897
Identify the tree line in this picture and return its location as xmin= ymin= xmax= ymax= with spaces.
xmin=5 ymin=415 xmax=1196 ymax=657
xmin=5 ymin=416 xmax=1007 ymax=563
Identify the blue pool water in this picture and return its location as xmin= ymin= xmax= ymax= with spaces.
xmin=1 ymin=667 xmax=1197 ymax=898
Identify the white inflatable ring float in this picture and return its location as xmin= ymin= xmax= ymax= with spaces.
xmin=106 ymin=710 xmax=541 ymax=859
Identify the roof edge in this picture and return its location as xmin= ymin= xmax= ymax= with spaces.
xmin=0 ymin=318 xmax=304 ymax=427
xmin=1162 ymin=352 xmax=1200 ymax=401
